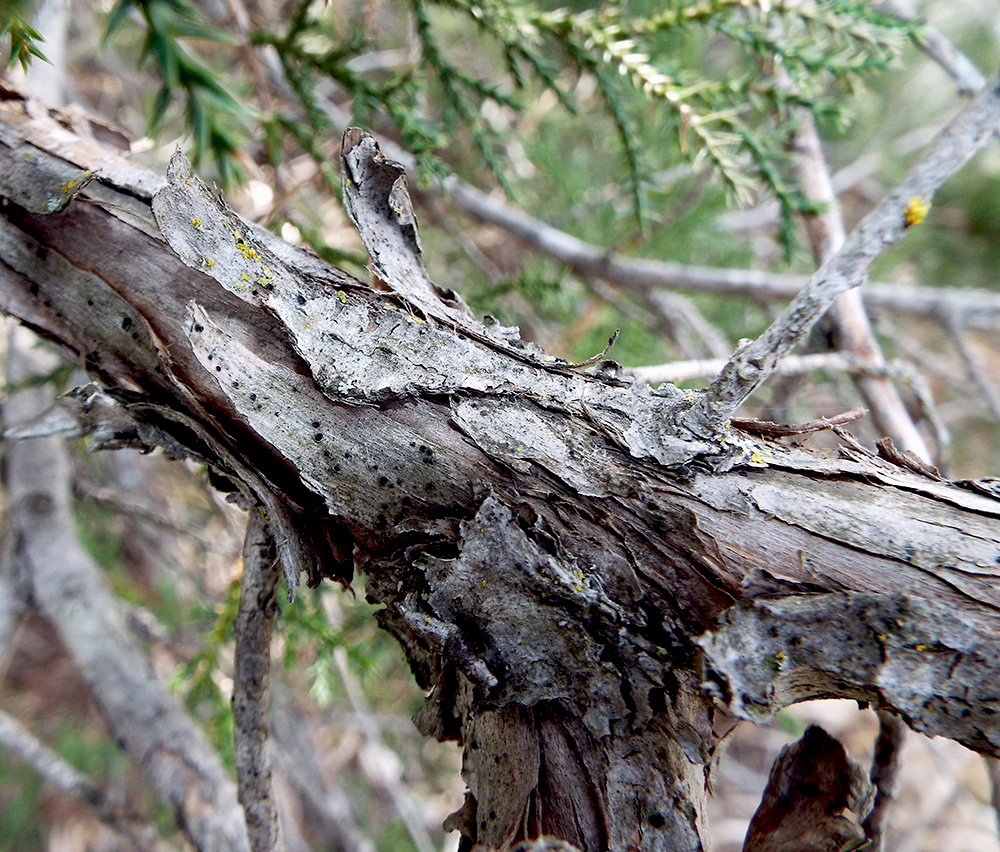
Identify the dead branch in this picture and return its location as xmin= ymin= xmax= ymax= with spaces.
xmin=2 ymin=323 xmax=251 ymax=852
xmin=234 ymin=511 xmax=285 ymax=852
xmin=3 ymin=97 xmax=1000 ymax=852
xmin=688 ymin=70 xmax=1000 ymax=431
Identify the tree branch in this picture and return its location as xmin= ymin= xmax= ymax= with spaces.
xmin=2 ymin=323 xmax=250 ymax=852
xmin=4 ymin=94 xmax=1000 ymax=852
xmin=0 ymin=706 xmax=178 ymax=851
xmin=688 ymin=70 xmax=1000 ymax=430
xmin=234 ymin=511 xmax=284 ymax=852
xmin=313 ymin=100 xmax=1000 ymax=332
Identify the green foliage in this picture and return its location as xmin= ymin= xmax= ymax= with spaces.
xmin=0 ymin=761 xmax=43 ymax=852
xmin=278 ymin=581 xmax=409 ymax=710
xmin=104 ymin=0 xmax=254 ymax=185
xmin=168 ymin=577 xmax=241 ymax=767
xmin=98 ymin=0 xmax=907 ymax=234
xmin=0 ymin=0 xmax=47 ymax=71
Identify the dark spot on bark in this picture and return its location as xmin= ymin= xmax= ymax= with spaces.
xmin=232 ymin=381 xmax=240 ymax=388
xmin=122 ymin=316 xmax=132 ymax=330
xmin=311 ymin=421 xmax=320 ymax=428
xmin=28 ymin=493 xmax=54 ymax=514
xmin=648 ymin=813 xmax=665 ymax=829
xmin=425 ymin=482 xmax=435 ymax=492
xmin=376 ymin=514 xmax=387 ymax=528
xmin=216 ymin=366 xmax=222 ymax=372
xmin=43 ymin=299 xmax=51 ymax=307
xmin=131 ymin=333 xmax=139 ymax=340
xmin=314 ymin=433 xmax=323 ymax=442
xmin=344 ymin=451 xmax=351 ymax=459
xmin=251 ymin=289 xmax=259 ymax=297
xmin=194 ymin=323 xmax=204 ymax=332
xmin=470 ymin=740 xmax=478 ymax=750
xmin=34 ymin=246 xmax=48 ymax=261
xmin=334 ymin=464 xmax=341 ymax=473
xmin=296 ymin=293 xmax=306 ymax=305
xmin=249 ymin=393 xmax=257 ymax=400
xmin=208 ymin=354 xmax=214 ymax=360
xmin=378 ymin=476 xmax=388 ymax=486
xmin=87 ymin=298 xmax=94 ymax=306
xmin=322 ymin=449 xmax=331 ymax=458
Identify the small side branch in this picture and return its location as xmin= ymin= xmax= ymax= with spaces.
xmin=861 ymin=711 xmax=908 ymax=852
xmin=233 ymin=511 xmax=284 ymax=852
xmin=731 ymin=407 xmax=865 ymax=438
xmin=689 ymin=70 xmax=1000 ymax=431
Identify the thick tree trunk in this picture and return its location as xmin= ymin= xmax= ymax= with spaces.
xmin=1 ymin=91 xmax=999 ymax=852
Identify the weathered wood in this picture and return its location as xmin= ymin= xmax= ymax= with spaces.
xmin=742 ymin=725 xmax=870 ymax=852
xmin=1 ymin=94 xmax=999 ymax=852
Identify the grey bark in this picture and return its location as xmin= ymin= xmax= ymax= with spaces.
xmin=234 ymin=512 xmax=284 ymax=852
xmin=1 ymin=93 xmax=1000 ymax=852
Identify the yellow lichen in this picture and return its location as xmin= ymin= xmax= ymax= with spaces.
xmin=190 ymin=218 xmax=202 ymax=229
xmin=903 ymin=196 xmax=931 ymax=228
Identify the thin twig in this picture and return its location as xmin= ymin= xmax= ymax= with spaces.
xmin=833 ymin=424 xmax=876 ymax=457
xmin=945 ymin=318 xmax=1000 ymax=425
xmin=876 ymin=0 xmax=987 ymax=95
xmin=567 ymin=328 xmax=619 ymax=368
xmin=629 ymin=351 xmax=864 ymax=385
xmin=233 ymin=510 xmax=284 ymax=852
xmin=861 ymin=710 xmax=908 ymax=852
xmin=791 ymin=106 xmax=931 ymax=461
xmin=688 ymin=71 xmax=1000 ymax=431
xmin=730 ymin=407 xmax=865 ymax=437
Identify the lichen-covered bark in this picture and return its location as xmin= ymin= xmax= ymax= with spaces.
xmin=1 ymin=94 xmax=1000 ymax=852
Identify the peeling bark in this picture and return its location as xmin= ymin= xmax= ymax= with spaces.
xmin=1 ymin=94 xmax=999 ymax=852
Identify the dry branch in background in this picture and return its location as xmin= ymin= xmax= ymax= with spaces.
xmin=1 ymin=323 xmax=250 ymax=852
xmin=2 ymin=92 xmax=1000 ymax=852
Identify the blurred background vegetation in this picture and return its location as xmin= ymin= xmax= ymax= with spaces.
xmin=2 ymin=0 xmax=1000 ymax=850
